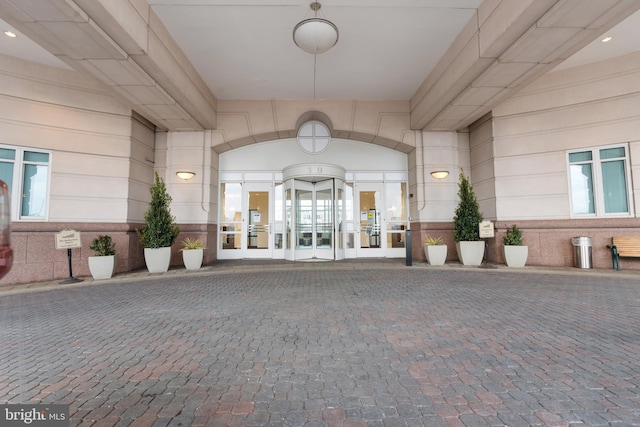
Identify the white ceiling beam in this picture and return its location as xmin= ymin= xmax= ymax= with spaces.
xmin=410 ymin=0 xmax=640 ymax=131
xmin=0 ymin=0 xmax=217 ymax=131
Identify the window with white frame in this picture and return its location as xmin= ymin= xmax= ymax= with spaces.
xmin=0 ymin=145 xmax=51 ymax=220
xmin=568 ymin=145 xmax=631 ymax=217
xmin=297 ymin=121 xmax=330 ymax=154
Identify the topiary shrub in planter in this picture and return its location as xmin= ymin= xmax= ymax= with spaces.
xmin=88 ymin=235 xmax=116 ymax=280
xmin=453 ymin=170 xmax=484 ymax=266
xmin=137 ymin=172 xmax=180 ymax=273
xmin=502 ymin=224 xmax=528 ymax=267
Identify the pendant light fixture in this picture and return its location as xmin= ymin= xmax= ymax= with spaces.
xmin=293 ymin=2 xmax=338 ymax=100
xmin=293 ymin=2 xmax=339 ymax=55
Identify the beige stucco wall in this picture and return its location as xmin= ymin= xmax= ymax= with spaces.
xmin=212 ymin=100 xmax=416 ymax=154
xmin=491 ymin=51 xmax=640 ymax=221
xmin=0 ymin=54 xmax=153 ymax=223
xmin=460 ymin=52 xmax=640 ymax=270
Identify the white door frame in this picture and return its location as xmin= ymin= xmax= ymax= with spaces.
xmin=355 ymin=182 xmax=386 ymax=258
xmin=286 ymin=178 xmax=337 ymax=261
xmin=243 ymin=182 xmax=273 ymax=259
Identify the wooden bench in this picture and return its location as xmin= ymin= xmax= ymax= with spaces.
xmin=608 ymin=236 xmax=640 ymax=270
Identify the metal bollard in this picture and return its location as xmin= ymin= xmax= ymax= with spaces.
xmin=405 ymin=230 xmax=412 ymax=266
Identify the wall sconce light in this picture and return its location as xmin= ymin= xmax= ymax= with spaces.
xmin=176 ymin=171 xmax=195 ymax=180
xmin=431 ymin=170 xmax=449 ymax=179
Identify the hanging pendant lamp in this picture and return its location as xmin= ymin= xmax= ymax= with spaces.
xmin=293 ymin=2 xmax=339 ymax=54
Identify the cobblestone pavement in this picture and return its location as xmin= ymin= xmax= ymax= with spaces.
xmin=1 ymin=261 xmax=640 ymax=426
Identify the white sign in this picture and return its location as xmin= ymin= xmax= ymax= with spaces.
xmin=479 ymin=220 xmax=495 ymax=238
xmin=55 ymin=229 xmax=82 ymax=249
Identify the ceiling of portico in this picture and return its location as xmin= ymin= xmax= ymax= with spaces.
xmin=0 ymin=0 xmax=639 ymax=133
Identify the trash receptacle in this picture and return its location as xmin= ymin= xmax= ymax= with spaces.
xmin=572 ymin=236 xmax=592 ymax=269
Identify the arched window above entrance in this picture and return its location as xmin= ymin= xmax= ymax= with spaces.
xmin=297 ymin=121 xmax=331 ymax=154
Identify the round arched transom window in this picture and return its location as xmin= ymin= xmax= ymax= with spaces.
xmin=297 ymin=121 xmax=331 ymax=154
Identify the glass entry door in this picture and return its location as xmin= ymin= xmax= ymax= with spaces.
xmin=356 ymin=184 xmax=385 ymax=257
xmin=291 ymin=179 xmax=335 ymax=261
xmin=244 ymin=183 xmax=272 ymax=258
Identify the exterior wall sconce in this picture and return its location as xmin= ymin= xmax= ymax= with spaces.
xmin=431 ymin=171 xmax=449 ymax=179
xmin=176 ymin=171 xmax=195 ymax=180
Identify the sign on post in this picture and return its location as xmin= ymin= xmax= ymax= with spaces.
xmin=55 ymin=229 xmax=82 ymax=284
xmin=55 ymin=229 xmax=82 ymax=250
xmin=479 ymin=221 xmax=495 ymax=268
xmin=479 ymin=220 xmax=495 ymax=239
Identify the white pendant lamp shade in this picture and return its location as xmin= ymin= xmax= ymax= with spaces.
xmin=293 ymin=17 xmax=339 ymax=54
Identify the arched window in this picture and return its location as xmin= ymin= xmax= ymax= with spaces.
xmin=297 ymin=121 xmax=331 ymax=154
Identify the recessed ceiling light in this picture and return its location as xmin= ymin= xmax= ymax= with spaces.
xmin=4 ymin=30 xmax=16 ymax=38
xmin=601 ymin=36 xmax=613 ymax=43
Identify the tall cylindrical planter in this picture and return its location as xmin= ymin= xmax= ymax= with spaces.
xmin=144 ymin=247 xmax=172 ymax=273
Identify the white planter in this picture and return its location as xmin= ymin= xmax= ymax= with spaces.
xmin=503 ymin=245 xmax=528 ymax=267
xmin=424 ymin=245 xmax=447 ymax=266
xmin=455 ymin=241 xmax=485 ymax=266
xmin=182 ymin=248 xmax=203 ymax=270
xmin=88 ymin=255 xmax=116 ymax=280
xmin=144 ymin=247 xmax=172 ymax=273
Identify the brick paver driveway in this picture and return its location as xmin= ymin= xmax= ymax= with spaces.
xmin=1 ymin=265 xmax=640 ymax=426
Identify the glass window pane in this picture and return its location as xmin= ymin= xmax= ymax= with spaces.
xmin=0 ymin=162 xmax=14 ymax=193
xmin=296 ymin=189 xmax=312 ymax=249
xmin=345 ymin=183 xmax=354 ymax=221
xmin=602 ymin=160 xmax=628 ymax=213
xmin=314 ymin=137 xmax=330 ymax=152
xmin=24 ymin=151 xmax=49 ymax=163
xmin=299 ymin=138 xmax=314 ymax=152
xmin=316 ymin=187 xmax=332 ymax=249
xmin=298 ymin=122 xmax=313 ymax=137
xmin=21 ymin=164 xmax=48 ymax=217
xmin=274 ymin=184 xmax=283 ymax=221
xmin=569 ymin=152 xmax=592 ymax=163
xmin=285 ymin=188 xmax=291 ymax=249
xmin=0 ymin=148 xmax=15 ymax=160
xmin=220 ymin=231 xmax=240 ymax=249
xmin=314 ymin=122 xmax=329 ymax=137
xmin=600 ymin=147 xmax=625 ymax=160
xmin=248 ymin=191 xmax=269 ymax=249
xmin=570 ymin=164 xmax=594 ymax=214
xmin=221 ymin=183 xmax=242 ymax=222
xmin=384 ymin=182 xmax=407 ymax=220
xmin=387 ymin=232 xmax=405 ymax=248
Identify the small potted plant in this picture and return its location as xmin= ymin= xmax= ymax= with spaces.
xmin=137 ymin=172 xmax=180 ymax=273
xmin=424 ymin=236 xmax=447 ymax=266
xmin=453 ymin=170 xmax=484 ymax=265
xmin=88 ymin=235 xmax=116 ymax=279
xmin=503 ymin=225 xmax=528 ymax=267
xmin=180 ymin=237 xmax=205 ymax=271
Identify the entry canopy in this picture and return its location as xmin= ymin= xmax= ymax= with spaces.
xmin=283 ymin=163 xmax=346 ymax=182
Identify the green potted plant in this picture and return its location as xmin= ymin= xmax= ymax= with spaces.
xmin=88 ymin=235 xmax=116 ymax=279
xmin=180 ymin=237 xmax=205 ymax=271
xmin=137 ymin=172 xmax=180 ymax=273
xmin=502 ymin=224 xmax=528 ymax=267
xmin=424 ymin=236 xmax=447 ymax=266
xmin=453 ymin=170 xmax=484 ymax=265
